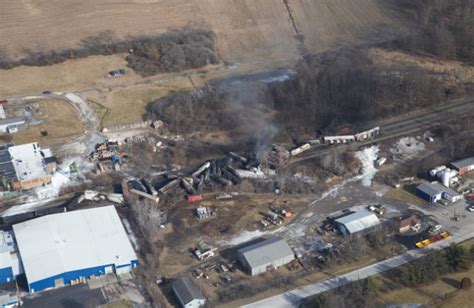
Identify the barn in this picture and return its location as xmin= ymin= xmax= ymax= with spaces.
xmin=172 ymin=277 xmax=206 ymax=308
xmin=237 ymin=237 xmax=294 ymax=276
xmin=334 ymin=210 xmax=381 ymax=236
xmin=13 ymin=206 xmax=138 ymax=293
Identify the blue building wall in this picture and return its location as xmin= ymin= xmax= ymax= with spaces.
xmin=29 ymin=259 xmax=138 ymax=293
xmin=0 ymin=267 xmax=14 ymax=284
xmin=416 ymin=188 xmax=436 ymax=203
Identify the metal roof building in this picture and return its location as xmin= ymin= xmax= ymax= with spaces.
xmin=13 ymin=206 xmax=138 ymax=293
xmin=0 ymin=117 xmax=25 ymax=133
xmin=0 ymin=144 xmax=17 ymax=186
xmin=172 ymin=277 xmax=205 ymax=308
xmin=416 ymin=182 xmax=462 ymax=204
xmin=8 ymin=142 xmax=53 ymax=190
xmin=237 ymin=237 xmax=294 ymax=276
xmin=334 ymin=210 xmax=381 ymax=236
xmin=450 ymin=157 xmax=474 ymax=175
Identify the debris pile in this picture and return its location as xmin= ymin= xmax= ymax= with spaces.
xmin=196 ymin=206 xmax=215 ymax=219
xmin=193 ymin=242 xmax=217 ymax=261
xmin=123 ymin=178 xmax=160 ymax=204
xmin=88 ymin=141 xmax=120 ymax=161
xmin=157 ymin=151 xmax=272 ymax=196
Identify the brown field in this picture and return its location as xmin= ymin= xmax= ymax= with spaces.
xmin=6 ymin=99 xmax=84 ymax=147
xmin=0 ymin=0 xmax=409 ymax=62
xmin=289 ymin=0 xmax=406 ymax=52
xmin=370 ymin=48 xmax=474 ymax=85
xmin=0 ymin=54 xmax=141 ymax=96
xmin=94 ymin=77 xmax=194 ymax=127
xmin=377 ymin=239 xmax=474 ymax=308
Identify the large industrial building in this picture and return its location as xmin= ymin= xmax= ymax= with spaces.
xmin=334 ymin=210 xmax=381 ymax=236
xmin=450 ymin=157 xmax=474 ymax=176
xmin=237 ymin=237 xmax=294 ymax=276
xmin=0 ymin=231 xmax=23 ymax=285
xmin=416 ymin=182 xmax=462 ymax=204
xmin=172 ymin=277 xmax=206 ymax=308
xmin=13 ymin=206 xmax=138 ymax=293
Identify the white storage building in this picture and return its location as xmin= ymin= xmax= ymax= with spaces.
xmin=13 ymin=206 xmax=138 ymax=293
xmin=172 ymin=277 xmax=206 ymax=308
xmin=237 ymin=237 xmax=294 ymax=276
xmin=334 ymin=210 xmax=381 ymax=236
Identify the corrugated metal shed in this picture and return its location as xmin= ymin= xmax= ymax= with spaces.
xmin=0 ymin=144 xmax=17 ymax=184
xmin=450 ymin=157 xmax=474 ymax=169
xmin=417 ymin=182 xmax=459 ymax=198
xmin=237 ymin=237 xmax=294 ymax=275
xmin=13 ymin=206 xmax=137 ymax=292
xmin=334 ymin=210 xmax=380 ymax=235
xmin=0 ymin=118 xmax=25 ymax=133
xmin=172 ymin=277 xmax=205 ymax=307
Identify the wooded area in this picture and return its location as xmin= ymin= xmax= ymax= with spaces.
xmin=0 ymin=28 xmax=218 ymax=76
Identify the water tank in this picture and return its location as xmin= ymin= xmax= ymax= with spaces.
xmin=440 ymin=169 xmax=457 ymax=187
xmin=430 ymin=165 xmax=446 ymax=177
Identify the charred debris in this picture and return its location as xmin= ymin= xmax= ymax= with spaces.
xmin=109 ymin=125 xmax=382 ymax=205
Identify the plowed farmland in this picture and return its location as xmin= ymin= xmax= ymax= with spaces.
xmin=0 ymin=0 xmax=411 ymax=63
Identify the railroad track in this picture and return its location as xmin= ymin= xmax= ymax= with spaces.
xmin=289 ymin=99 xmax=474 ymax=164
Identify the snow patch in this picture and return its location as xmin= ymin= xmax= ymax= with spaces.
xmin=217 ymin=230 xmax=267 ymax=246
xmin=391 ymin=137 xmax=425 ymax=161
xmin=355 ymin=146 xmax=379 ymax=187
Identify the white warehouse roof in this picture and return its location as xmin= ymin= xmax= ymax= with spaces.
xmin=334 ymin=210 xmax=380 ymax=234
xmin=237 ymin=237 xmax=294 ymax=269
xmin=13 ymin=206 xmax=137 ymax=284
xmin=8 ymin=142 xmax=49 ymax=182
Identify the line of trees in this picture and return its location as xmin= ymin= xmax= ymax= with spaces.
xmin=0 ymin=27 xmax=219 ymax=76
xmin=398 ymin=243 xmax=473 ymax=287
xmin=300 ymin=278 xmax=378 ymax=308
xmin=269 ymin=49 xmax=448 ymax=138
xmin=389 ymin=0 xmax=474 ymax=63
xmin=302 ymin=243 xmax=474 ymax=308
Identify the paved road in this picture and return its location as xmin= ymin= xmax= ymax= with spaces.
xmin=6 ymin=92 xmax=105 ymax=155
xmin=22 ymin=283 xmax=106 ymax=308
xmin=243 ymin=227 xmax=474 ymax=308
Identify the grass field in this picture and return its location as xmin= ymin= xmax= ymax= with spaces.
xmin=7 ymin=99 xmax=84 ymax=147
xmin=0 ymin=54 xmax=140 ymax=96
xmin=102 ymin=300 xmax=132 ymax=308
xmin=385 ymin=184 xmax=426 ymax=206
xmin=0 ymin=0 xmax=410 ymax=63
xmin=93 ymin=76 xmax=194 ymax=127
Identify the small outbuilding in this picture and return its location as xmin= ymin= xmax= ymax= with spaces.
xmin=416 ymin=182 xmax=462 ymax=204
xmin=172 ymin=277 xmax=206 ymax=308
xmin=334 ymin=210 xmax=381 ymax=236
xmin=0 ymin=118 xmax=25 ymax=133
xmin=237 ymin=237 xmax=294 ymax=276
xmin=399 ymin=215 xmax=421 ymax=234
xmin=450 ymin=157 xmax=474 ymax=175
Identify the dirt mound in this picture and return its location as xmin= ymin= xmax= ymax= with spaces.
xmin=0 ymin=0 xmax=412 ymax=63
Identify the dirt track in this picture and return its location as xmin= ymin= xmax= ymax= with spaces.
xmin=0 ymin=0 xmax=411 ymax=62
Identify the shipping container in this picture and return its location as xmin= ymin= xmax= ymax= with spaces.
xmin=187 ymin=195 xmax=203 ymax=203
